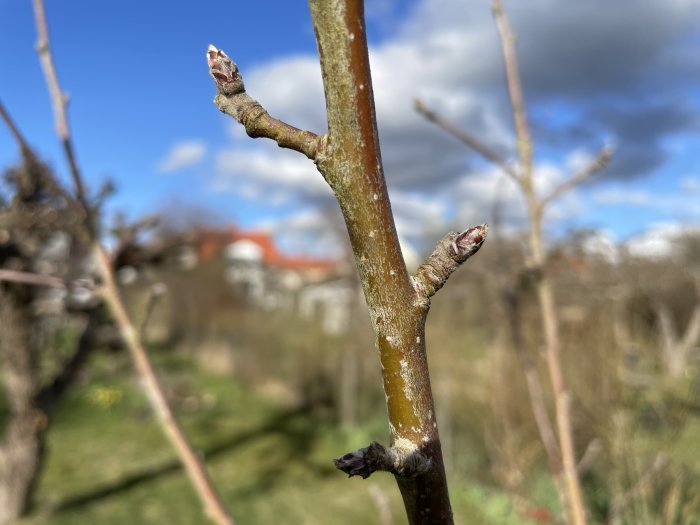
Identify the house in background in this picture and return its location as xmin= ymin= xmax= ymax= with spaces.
xmin=190 ymin=227 xmax=357 ymax=334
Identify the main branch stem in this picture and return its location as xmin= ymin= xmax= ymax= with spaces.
xmin=308 ymin=1 xmax=452 ymax=522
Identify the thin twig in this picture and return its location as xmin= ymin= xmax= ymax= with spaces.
xmin=492 ymin=190 xmax=562 ymax=480
xmin=607 ymin=454 xmax=667 ymax=523
xmin=414 ymin=98 xmax=520 ymax=181
xmin=680 ymin=305 xmax=700 ymax=357
xmin=539 ymin=146 xmax=613 ymax=212
xmin=31 ymin=0 xmax=89 ymax=218
xmin=368 ymin=483 xmax=394 ymax=525
xmin=491 ymin=0 xmax=533 ymax=177
xmin=207 ymin=45 xmax=322 ymax=160
xmin=94 ymin=246 xmax=235 ymax=525
xmin=576 ymin=438 xmax=602 ymax=475
xmin=491 ymin=2 xmax=587 ymax=524
xmin=31 ymin=2 xmax=236 ymax=523
xmin=0 ymin=100 xmax=32 ymax=157
xmin=0 ymin=269 xmax=64 ymax=289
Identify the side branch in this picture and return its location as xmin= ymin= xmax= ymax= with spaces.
xmin=492 ymin=0 xmax=533 ymax=176
xmin=93 ymin=246 xmax=236 ymax=525
xmin=0 ymin=100 xmax=32 ymax=157
xmin=207 ymin=45 xmax=322 ymax=160
xmin=0 ymin=269 xmax=64 ymax=289
xmin=32 ymin=0 xmax=88 ymax=212
xmin=414 ymin=99 xmax=519 ymax=182
xmin=334 ymin=441 xmax=432 ymax=480
xmin=539 ymin=146 xmax=613 ymax=211
xmin=411 ymin=224 xmax=488 ymax=308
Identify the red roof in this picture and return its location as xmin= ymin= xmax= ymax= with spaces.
xmin=195 ymin=226 xmax=339 ymax=272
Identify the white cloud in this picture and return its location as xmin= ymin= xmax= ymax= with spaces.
xmin=592 ymin=188 xmax=653 ymax=206
xmin=157 ymin=140 xmax=207 ymax=173
xmin=245 ymin=56 xmax=326 ymax=133
xmin=213 ymin=145 xmax=331 ymax=205
xmin=208 ymin=0 xmax=700 ymax=256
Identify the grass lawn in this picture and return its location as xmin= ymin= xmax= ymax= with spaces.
xmin=14 ymin=350 xmax=535 ymax=524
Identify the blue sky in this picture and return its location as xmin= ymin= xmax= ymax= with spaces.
xmin=1 ymin=0 xmax=699 ymax=259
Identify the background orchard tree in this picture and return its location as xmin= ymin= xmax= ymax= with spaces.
xmin=415 ymin=1 xmax=612 ymax=523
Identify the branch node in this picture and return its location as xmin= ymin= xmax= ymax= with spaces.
xmin=412 ymin=224 xmax=488 ymax=306
xmin=334 ymin=441 xmax=432 ymax=480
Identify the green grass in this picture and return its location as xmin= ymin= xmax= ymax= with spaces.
xmin=14 ymin=350 xmax=535 ymax=524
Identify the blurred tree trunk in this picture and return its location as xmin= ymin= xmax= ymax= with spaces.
xmin=0 ymin=102 xmax=101 ymax=524
xmin=0 ymin=292 xmax=44 ymax=525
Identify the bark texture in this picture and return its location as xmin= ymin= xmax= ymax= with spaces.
xmin=0 ymin=292 xmax=44 ymax=525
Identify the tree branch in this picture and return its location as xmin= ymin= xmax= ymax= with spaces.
xmin=0 ymin=269 xmax=64 ymax=289
xmin=212 ymin=1 xmax=479 ymax=522
xmin=411 ymin=224 xmax=487 ymax=308
xmin=491 ymin=193 xmax=564 ymax=488
xmin=576 ymin=438 xmax=601 ymax=475
xmin=491 ymin=2 xmax=588 ymax=523
xmin=414 ymin=99 xmax=520 ymax=182
xmin=31 ymin=0 xmax=89 ymax=216
xmin=680 ymin=304 xmax=700 ymax=357
xmin=539 ymin=146 xmax=613 ymax=212
xmin=0 ymin=100 xmax=33 ymax=159
xmin=491 ymin=0 xmax=533 ymax=177
xmin=94 ymin=246 xmax=235 ymax=525
xmin=207 ymin=46 xmax=322 ymax=160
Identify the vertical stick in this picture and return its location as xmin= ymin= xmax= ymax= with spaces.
xmin=31 ymin=2 xmax=235 ymax=523
xmin=492 ymin=2 xmax=587 ymax=523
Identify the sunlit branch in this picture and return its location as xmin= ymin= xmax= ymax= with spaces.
xmin=0 ymin=269 xmax=64 ymax=289
xmin=207 ymin=45 xmax=323 ymax=160
xmin=32 ymin=0 xmax=89 ymax=215
xmin=491 ymin=0 xmax=533 ymax=177
xmin=539 ymin=146 xmax=613 ymax=212
xmin=414 ymin=98 xmax=520 ymax=182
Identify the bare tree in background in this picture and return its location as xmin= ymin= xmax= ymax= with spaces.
xmin=416 ymin=1 xmax=613 ymax=524
xmin=0 ymin=101 xmax=105 ymax=524
xmin=206 ymin=1 xmax=487 ymax=523
xmin=0 ymin=2 xmax=236 ymax=524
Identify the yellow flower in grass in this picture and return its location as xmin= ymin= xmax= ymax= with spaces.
xmin=87 ymin=386 xmax=123 ymax=409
